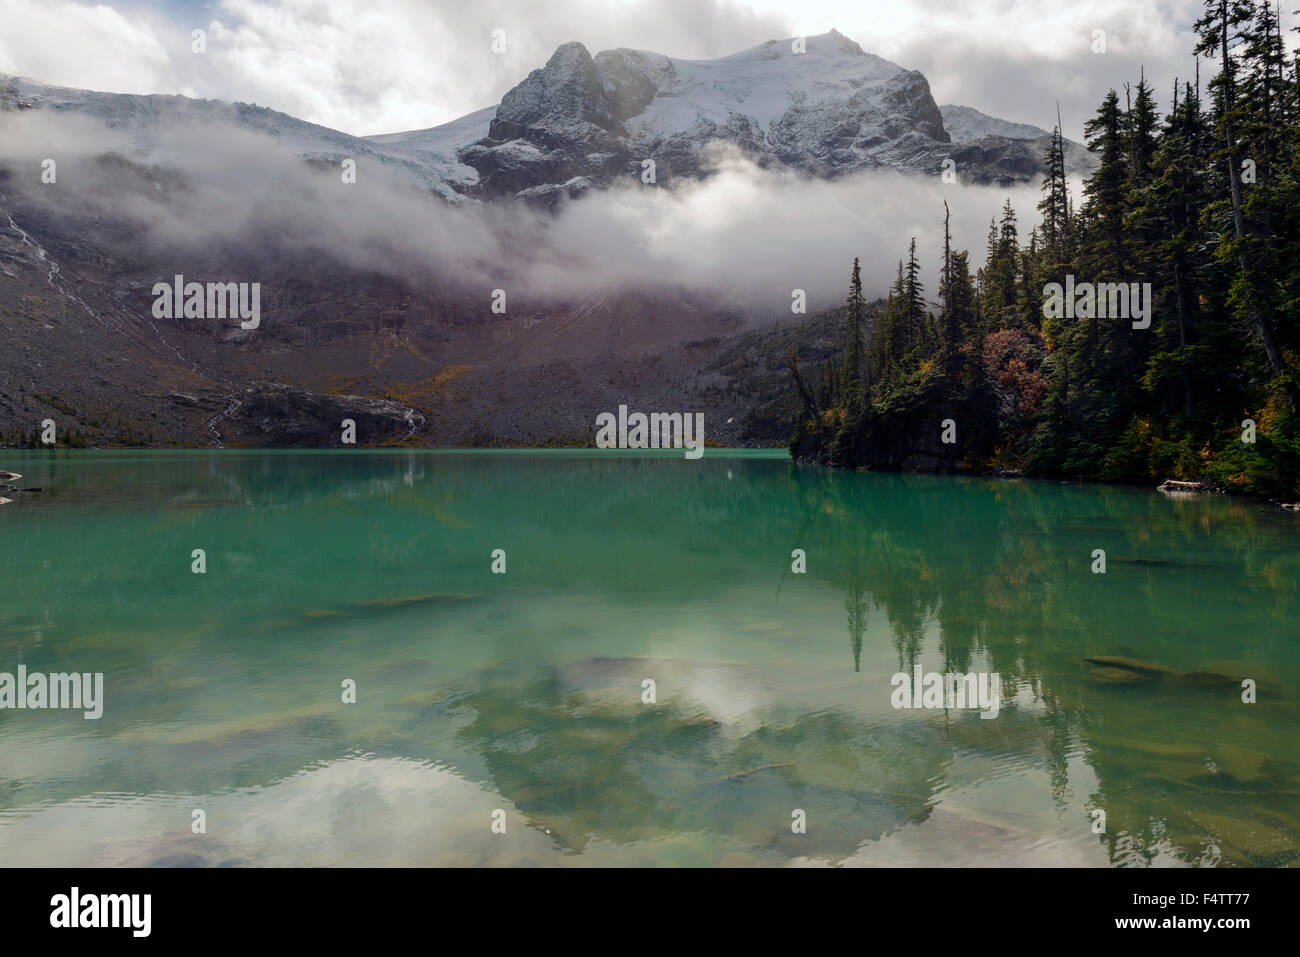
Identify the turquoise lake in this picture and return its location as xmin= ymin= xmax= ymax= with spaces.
xmin=1 ymin=449 xmax=1298 ymax=866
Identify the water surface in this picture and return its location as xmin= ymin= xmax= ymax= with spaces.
xmin=1 ymin=450 xmax=1298 ymax=866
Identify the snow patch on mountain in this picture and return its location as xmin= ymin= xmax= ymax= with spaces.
xmin=940 ymin=105 xmax=1048 ymax=142
xmin=0 ymin=73 xmax=471 ymax=201
xmin=625 ymin=31 xmax=914 ymax=139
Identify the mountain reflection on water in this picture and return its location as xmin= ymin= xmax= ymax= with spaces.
xmin=0 ymin=450 xmax=1297 ymax=866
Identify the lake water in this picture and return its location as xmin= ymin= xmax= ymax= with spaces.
xmin=1 ymin=449 xmax=1298 ymax=867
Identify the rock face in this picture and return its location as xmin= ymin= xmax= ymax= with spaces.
xmin=453 ymin=30 xmax=1089 ymax=200
xmin=217 ymin=386 xmax=425 ymax=448
xmin=939 ymin=105 xmax=1096 ymax=180
xmin=459 ymin=42 xmax=626 ymax=198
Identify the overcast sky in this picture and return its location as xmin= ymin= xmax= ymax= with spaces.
xmin=0 ymin=0 xmax=1291 ymax=141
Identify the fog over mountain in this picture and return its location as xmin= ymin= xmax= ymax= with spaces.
xmin=0 ymin=30 xmax=1085 ymax=448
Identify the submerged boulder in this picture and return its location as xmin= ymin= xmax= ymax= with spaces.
xmin=1084 ymin=656 xmax=1179 ymax=679
xmin=1084 ymin=655 xmax=1282 ymax=695
xmin=1085 ymin=666 xmax=1148 ymax=684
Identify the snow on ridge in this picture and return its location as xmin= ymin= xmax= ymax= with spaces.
xmin=0 ymin=72 xmax=474 ymax=199
xmin=369 ymin=30 xmax=908 ymax=151
xmin=623 ymin=30 xmax=905 ymax=137
xmin=940 ymin=104 xmax=1048 ymax=142
xmin=363 ymin=106 xmax=496 ymax=187
xmin=364 ymin=105 xmax=496 ymax=151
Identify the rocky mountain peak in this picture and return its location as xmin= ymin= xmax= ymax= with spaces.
xmin=823 ymin=28 xmax=864 ymax=55
xmin=489 ymin=40 xmax=622 ymax=145
xmin=461 ymin=30 xmax=967 ymax=200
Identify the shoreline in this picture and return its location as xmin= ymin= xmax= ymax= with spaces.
xmin=3 ymin=450 xmax=1298 ymax=512
xmin=787 ymin=456 xmax=1300 ymax=512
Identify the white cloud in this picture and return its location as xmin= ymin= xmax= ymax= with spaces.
xmin=0 ymin=102 xmax=1042 ymax=317
xmin=0 ymin=0 xmax=174 ymax=93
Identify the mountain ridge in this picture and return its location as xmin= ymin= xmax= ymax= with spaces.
xmin=4 ymin=30 xmax=1093 ymax=207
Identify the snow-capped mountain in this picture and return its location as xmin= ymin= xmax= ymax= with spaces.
xmin=377 ymin=29 xmax=1091 ymax=202
xmin=3 ymin=30 xmax=1089 ymax=209
xmin=452 ymin=29 xmax=954 ymax=200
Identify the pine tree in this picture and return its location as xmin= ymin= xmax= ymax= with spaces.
xmin=1126 ymin=71 xmax=1161 ymax=187
xmin=1037 ymin=117 xmax=1071 ymax=273
xmin=981 ymin=200 xmax=1022 ymax=329
xmin=902 ymin=237 xmax=927 ymax=364
xmin=1195 ymin=0 xmax=1298 ymax=412
xmin=841 ymin=257 xmax=868 ymax=409
xmin=943 ymin=249 xmax=978 ymax=378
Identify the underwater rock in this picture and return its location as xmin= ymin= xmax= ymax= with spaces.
xmin=1212 ymin=746 xmax=1274 ymax=784
xmin=114 ymin=830 xmax=245 ymax=868
xmin=1212 ymin=843 xmax=1255 ymax=867
xmin=1086 ymin=655 xmax=1284 ymax=695
xmin=296 ymin=593 xmax=482 ymax=623
xmin=397 ymin=688 xmax=451 ymax=709
xmin=1085 ymin=666 xmax=1148 ymax=684
xmin=1094 ymin=735 xmax=1202 ymax=760
xmin=352 ymin=593 xmax=481 ymax=610
xmin=113 ymin=702 xmax=336 ymax=746
xmin=1197 ymin=661 xmax=1282 ymax=694
xmin=1085 ymin=656 xmax=1179 ymax=679
xmin=1177 ymin=671 xmax=1242 ymax=688
xmin=1188 ymin=811 xmax=1297 ymax=860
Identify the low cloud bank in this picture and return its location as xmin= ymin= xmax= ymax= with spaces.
xmin=0 ymin=108 xmax=1056 ymax=319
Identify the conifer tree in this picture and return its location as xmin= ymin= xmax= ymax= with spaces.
xmin=842 ymin=257 xmax=868 ymax=409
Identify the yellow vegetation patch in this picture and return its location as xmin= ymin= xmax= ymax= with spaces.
xmin=383 ymin=366 xmax=478 ymax=408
